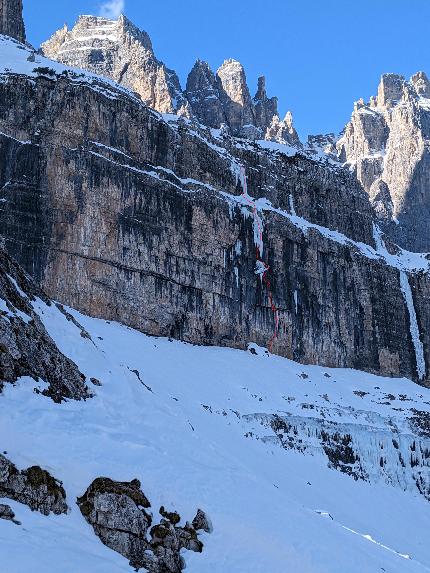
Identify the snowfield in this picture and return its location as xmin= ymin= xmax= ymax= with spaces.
xmin=1 ymin=297 xmax=430 ymax=572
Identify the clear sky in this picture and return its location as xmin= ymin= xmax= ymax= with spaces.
xmin=24 ymin=0 xmax=430 ymax=139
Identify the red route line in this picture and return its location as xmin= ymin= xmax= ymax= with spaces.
xmin=240 ymin=166 xmax=280 ymax=352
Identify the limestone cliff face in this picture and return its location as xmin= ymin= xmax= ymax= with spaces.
xmin=0 ymin=0 xmax=24 ymax=42
xmin=0 ymin=40 xmax=429 ymax=386
xmin=41 ymin=15 xmax=190 ymax=115
xmin=338 ymin=72 xmax=430 ymax=252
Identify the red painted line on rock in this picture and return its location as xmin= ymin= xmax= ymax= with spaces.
xmin=240 ymin=167 xmax=280 ymax=352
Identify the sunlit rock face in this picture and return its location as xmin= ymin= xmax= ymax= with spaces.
xmin=338 ymin=71 xmax=430 ymax=252
xmin=41 ymin=15 xmax=190 ymax=115
xmin=1 ymin=38 xmax=430 ymax=386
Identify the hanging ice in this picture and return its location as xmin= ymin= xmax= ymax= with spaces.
xmin=399 ymin=270 xmax=426 ymax=381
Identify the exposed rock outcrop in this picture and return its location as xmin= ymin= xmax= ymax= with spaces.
xmin=0 ymin=244 xmax=90 ymax=402
xmin=216 ymin=59 xmax=258 ymax=138
xmin=0 ymin=39 xmax=429 ymax=386
xmin=338 ymin=71 xmax=430 ymax=251
xmin=0 ymin=0 xmax=25 ymax=42
xmin=77 ymin=477 xmax=209 ymax=572
xmin=185 ymin=60 xmax=299 ymax=141
xmin=0 ymin=503 xmax=20 ymax=524
xmin=246 ymin=404 xmax=430 ymax=499
xmin=0 ymin=454 xmax=68 ymax=515
xmin=41 ymin=15 xmax=190 ymax=115
xmin=185 ymin=60 xmax=226 ymax=129
xmin=253 ymin=76 xmax=278 ymax=133
xmin=265 ymin=111 xmax=301 ymax=147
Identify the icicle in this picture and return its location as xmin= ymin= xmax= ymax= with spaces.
xmin=399 ymin=270 xmax=426 ymax=381
xmin=289 ymin=194 xmax=296 ymax=216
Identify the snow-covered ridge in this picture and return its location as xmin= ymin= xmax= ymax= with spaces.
xmin=0 ymin=35 xmax=147 ymax=107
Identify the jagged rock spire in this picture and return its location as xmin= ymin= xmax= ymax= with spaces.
xmin=265 ymin=112 xmax=301 ymax=147
xmin=0 ymin=0 xmax=25 ymax=43
xmin=185 ymin=60 xmax=226 ymax=128
xmin=411 ymin=71 xmax=430 ymax=98
xmin=377 ymin=73 xmax=404 ymax=108
xmin=216 ymin=59 xmax=256 ymax=136
xmin=44 ymin=15 xmax=300 ymax=146
xmin=253 ymin=76 xmax=278 ymax=132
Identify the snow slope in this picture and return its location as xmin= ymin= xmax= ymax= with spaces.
xmin=1 ymin=296 xmax=430 ymax=572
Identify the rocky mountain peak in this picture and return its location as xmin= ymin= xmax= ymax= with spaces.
xmin=216 ymin=58 xmax=257 ymax=135
xmin=216 ymin=58 xmax=252 ymax=108
xmin=185 ymin=59 xmax=226 ymax=128
xmin=0 ymin=0 xmax=25 ymax=42
xmin=42 ymin=15 xmax=299 ymax=146
xmin=337 ymin=68 xmax=430 ymax=251
xmin=265 ymin=112 xmax=301 ymax=147
xmin=41 ymin=14 xmax=188 ymax=115
xmin=253 ymin=75 xmax=279 ymax=134
xmin=254 ymin=75 xmax=267 ymax=101
xmin=377 ymin=73 xmax=405 ymax=108
xmin=411 ymin=70 xmax=430 ymax=97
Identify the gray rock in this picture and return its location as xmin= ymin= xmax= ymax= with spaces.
xmin=216 ymin=59 xmax=258 ymax=138
xmin=77 ymin=477 xmax=207 ymax=572
xmin=253 ymin=76 xmax=278 ymax=134
xmin=0 ymin=454 xmax=68 ymax=516
xmin=265 ymin=112 xmax=301 ymax=147
xmin=411 ymin=71 xmax=430 ymax=98
xmin=0 ymin=246 xmax=90 ymax=402
xmin=0 ymin=502 xmax=20 ymax=524
xmin=43 ymin=15 xmax=299 ymax=146
xmin=0 ymin=0 xmax=25 ymax=43
xmin=192 ymin=508 xmax=212 ymax=533
xmin=186 ymin=60 xmax=226 ymax=129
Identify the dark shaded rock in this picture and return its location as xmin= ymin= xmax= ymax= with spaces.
xmin=0 ymin=0 xmax=25 ymax=43
xmin=0 ymin=454 xmax=67 ymax=515
xmin=160 ymin=505 xmax=181 ymax=525
xmin=192 ymin=508 xmax=212 ymax=533
xmin=0 ymin=502 xmax=20 ymax=524
xmin=77 ymin=477 xmax=208 ymax=572
xmin=186 ymin=60 xmax=226 ymax=129
xmin=0 ymin=246 xmax=90 ymax=402
xmin=253 ymin=76 xmax=278 ymax=134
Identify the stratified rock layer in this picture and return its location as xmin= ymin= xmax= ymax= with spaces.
xmin=42 ymin=17 xmax=299 ymax=143
xmin=0 ymin=40 xmax=429 ymax=386
xmin=41 ymin=15 xmax=189 ymax=115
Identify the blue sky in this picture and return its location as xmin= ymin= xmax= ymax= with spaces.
xmin=25 ymin=0 xmax=430 ymax=138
